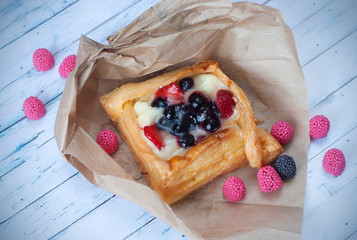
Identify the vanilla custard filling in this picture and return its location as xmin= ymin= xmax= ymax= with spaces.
xmin=134 ymin=74 xmax=237 ymax=160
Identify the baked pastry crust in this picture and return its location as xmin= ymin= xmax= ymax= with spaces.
xmin=100 ymin=61 xmax=283 ymax=205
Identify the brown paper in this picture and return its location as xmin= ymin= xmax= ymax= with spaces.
xmin=54 ymin=0 xmax=309 ymax=239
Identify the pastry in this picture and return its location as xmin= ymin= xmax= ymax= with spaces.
xmin=99 ymin=60 xmax=283 ymax=205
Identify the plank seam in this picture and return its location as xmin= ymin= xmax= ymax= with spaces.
xmin=302 ymin=29 xmax=357 ymax=68
xmin=122 ymin=217 xmax=156 ymax=240
xmin=0 ymin=172 xmax=79 ymax=225
xmin=0 ymin=0 xmax=21 ymax=14
xmin=309 ymin=76 xmax=357 ymax=111
xmin=0 ymin=0 xmax=143 ymax=94
xmin=0 ymin=129 xmax=44 ymax=162
xmin=346 ymin=229 xmax=357 ymax=240
xmin=48 ymin=194 xmax=116 ymax=240
xmin=308 ymin=125 xmax=357 ymax=162
xmin=305 ymin=177 xmax=357 ymax=218
xmin=36 ymin=136 xmax=55 ymax=149
xmin=0 ymin=0 xmax=80 ymax=50
xmin=0 ymin=157 xmax=25 ymax=178
xmin=290 ymin=0 xmax=336 ymax=31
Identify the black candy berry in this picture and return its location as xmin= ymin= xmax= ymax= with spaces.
xmin=151 ymin=97 xmax=168 ymax=108
xmin=273 ymin=155 xmax=297 ymax=180
xmin=179 ymin=77 xmax=194 ymax=91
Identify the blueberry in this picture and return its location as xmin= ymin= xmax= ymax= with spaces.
xmin=179 ymin=77 xmax=194 ymax=91
xmin=157 ymin=117 xmax=174 ymax=130
xmin=171 ymin=122 xmax=190 ymax=135
xmin=210 ymin=101 xmax=221 ymax=118
xmin=202 ymin=114 xmax=221 ymax=132
xmin=188 ymin=92 xmax=207 ymax=111
xmin=179 ymin=103 xmax=191 ymax=114
xmin=197 ymin=105 xmax=211 ymax=122
xmin=163 ymin=105 xmax=178 ymax=120
xmin=151 ymin=97 xmax=168 ymax=108
xmin=178 ymin=134 xmax=196 ymax=148
xmin=182 ymin=113 xmax=197 ymax=129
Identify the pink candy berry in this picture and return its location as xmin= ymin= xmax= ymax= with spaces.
xmin=59 ymin=55 xmax=76 ymax=78
xmin=33 ymin=48 xmax=55 ymax=72
xmin=323 ymin=148 xmax=345 ymax=177
xmin=257 ymin=166 xmax=283 ymax=193
xmin=310 ymin=115 xmax=330 ymax=139
xmin=23 ymin=96 xmax=46 ymax=120
xmin=96 ymin=129 xmax=119 ymax=154
xmin=271 ymin=121 xmax=294 ymax=145
xmin=222 ymin=176 xmax=246 ymax=202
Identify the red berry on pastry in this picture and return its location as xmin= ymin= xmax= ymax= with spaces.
xmin=323 ymin=148 xmax=345 ymax=177
xmin=222 ymin=176 xmax=246 ymax=202
xmin=23 ymin=96 xmax=46 ymax=120
xmin=59 ymin=55 xmax=76 ymax=78
xmin=144 ymin=124 xmax=165 ymax=150
xmin=310 ymin=115 xmax=330 ymax=139
xmin=155 ymin=83 xmax=184 ymax=103
xmin=32 ymin=48 xmax=55 ymax=72
xmin=271 ymin=121 xmax=294 ymax=145
xmin=96 ymin=129 xmax=119 ymax=154
xmin=257 ymin=166 xmax=283 ymax=193
xmin=215 ymin=89 xmax=235 ymax=118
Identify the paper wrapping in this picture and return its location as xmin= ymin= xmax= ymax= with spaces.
xmin=54 ymin=0 xmax=309 ymax=239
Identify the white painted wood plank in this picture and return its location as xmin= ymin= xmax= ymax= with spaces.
xmin=0 ymin=0 xmax=78 ymax=48
xmin=0 ymin=0 xmax=16 ymax=12
xmin=303 ymin=178 xmax=357 ymax=239
xmin=267 ymin=0 xmax=335 ymax=29
xmin=308 ymin=78 xmax=357 ymax=161
xmin=0 ymin=0 xmax=141 ymax=90
xmin=304 ymin=31 xmax=357 ymax=109
xmin=50 ymin=198 xmax=157 ymax=240
xmin=292 ymin=0 xmax=357 ymax=66
xmin=0 ymin=173 xmax=114 ymax=240
xmin=0 ymin=100 xmax=80 ymax=222
xmin=124 ymin=217 xmax=189 ymax=240
xmin=305 ymin=127 xmax=357 ymax=216
xmin=0 ymin=94 xmax=61 ymax=171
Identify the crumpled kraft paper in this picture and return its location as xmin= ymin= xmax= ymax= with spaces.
xmin=54 ymin=0 xmax=309 ymax=239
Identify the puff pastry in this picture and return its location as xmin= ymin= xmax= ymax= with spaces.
xmin=100 ymin=61 xmax=283 ymax=205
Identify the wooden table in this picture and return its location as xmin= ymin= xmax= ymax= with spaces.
xmin=0 ymin=0 xmax=356 ymax=239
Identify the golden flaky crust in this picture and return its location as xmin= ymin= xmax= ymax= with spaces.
xmin=99 ymin=61 xmax=283 ymax=205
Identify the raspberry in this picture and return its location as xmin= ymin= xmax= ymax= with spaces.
xmin=144 ymin=124 xmax=165 ymax=150
xmin=33 ymin=48 xmax=55 ymax=72
xmin=96 ymin=130 xmax=119 ymax=154
xmin=273 ymin=155 xmax=296 ymax=180
xmin=257 ymin=166 xmax=283 ymax=193
xmin=23 ymin=96 xmax=46 ymax=120
xmin=323 ymin=148 xmax=345 ymax=177
xmin=222 ymin=176 xmax=246 ymax=202
xmin=154 ymin=83 xmax=184 ymax=103
xmin=310 ymin=115 xmax=330 ymax=139
xmin=215 ymin=89 xmax=235 ymax=118
xmin=59 ymin=55 xmax=77 ymax=78
xmin=271 ymin=121 xmax=294 ymax=145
